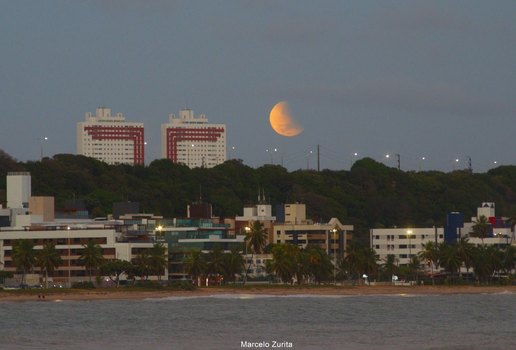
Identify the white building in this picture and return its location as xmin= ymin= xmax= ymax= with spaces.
xmin=161 ymin=109 xmax=226 ymax=168
xmin=371 ymin=227 xmax=444 ymax=266
xmin=77 ymin=107 xmax=145 ymax=165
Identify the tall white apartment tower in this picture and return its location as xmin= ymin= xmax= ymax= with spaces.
xmin=76 ymin=107 xmax=145 ymax=165
xmin=161 ymin=109 xmax=226 ymax=168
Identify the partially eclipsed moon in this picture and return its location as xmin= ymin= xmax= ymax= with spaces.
xmin=269 ymin=101 xmax=303 ymax=137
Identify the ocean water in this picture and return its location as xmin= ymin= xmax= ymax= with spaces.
xmin=1 ymin=292 xmax=515 ymax=350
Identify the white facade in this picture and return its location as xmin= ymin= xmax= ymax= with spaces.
xmin=76 ymin=107 xmax=145 ymax=165
xmin=371 ymin=227 xmax=444 ymax=266
xmin=161 ymin=109 xmax=226 ymax=168
xmin=7 ymin=172 xmax=31 ymax=209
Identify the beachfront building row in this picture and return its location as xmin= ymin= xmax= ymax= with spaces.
xmin=76 ymin=106 xmax=226 ymax=167
xmin=0 ymin=220 xmax=168 ymax=287
xmin=1 ymin=173 xmax=353 ymax=283
xmin=371 ymin=202 xmax=514 ymax=268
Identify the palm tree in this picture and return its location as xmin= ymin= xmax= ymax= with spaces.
xmin=382 ymin=254 xmax=399 ymax=283
xmin=36 ymin=242 xmax=62 ymax=288
xmin=471 ymin=215 xmax=491 ymax=245
xmin=11 ymin=239 xmax=36 ymax=286
xmin=183 ymin=249 xmax=206 ymax=286
xmin=361 ymin=247 xmax=379 ymax=281
xmin=418 ymin=241 xmax=438 ymax=284
xmin=456 ymin=238 xmax=474 ymax=279
xmin=270 ymin=244 xmax=297 ymax=284
xmin=221 ymin=248 xmax=244 ymax=283
xmin=342 ymin=240 xmax=363 ymax=281
xmin=408 ymin=255 xmax=422 ymax=284
xmin=243 ymin=221 xmax=268 ymax=284
xmin=132 ymin=251 xmax=151 ymax=281
xmin=207 ymin=246 xmax=225 ymax=284
xmin=471 ymin=245 xmax=492 ymax=284
xmin=148 ymin=242 xmax=167 ymax=281
xmin=79 ymin=240 xmax=104 ymax=282
xmin=437 ymin=242 xmax=461 ymax=284
xmin=500 ymin=245 xmax=516 ymax=275
xmin=245 ymin=221 xmax=268 ymax=254
xmin=305 ymin=245 xmax=333 ymax=284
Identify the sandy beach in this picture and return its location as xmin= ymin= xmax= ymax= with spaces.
xmin=1 ymin=285 xmax=515 ymax=302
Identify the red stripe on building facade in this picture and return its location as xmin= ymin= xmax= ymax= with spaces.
xmin=166 ymin=127 xmax=225 ymax=162
xmin=84 ymin=126 xmax=145 ymax=165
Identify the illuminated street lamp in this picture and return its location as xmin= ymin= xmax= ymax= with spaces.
xmin=156 ymin=225 xmax=163 ymax=241
xmin=40 ymin=136 xmax=48 ymax=161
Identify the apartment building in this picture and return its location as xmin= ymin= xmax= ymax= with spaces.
xmin=77 ymin=107 xmax=144 ymax=165
xmin=161 ymin=109 xmax=226 ymax=168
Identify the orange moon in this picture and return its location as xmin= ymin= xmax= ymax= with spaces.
xmin=269 ymin=101 xmax=303 ymax=137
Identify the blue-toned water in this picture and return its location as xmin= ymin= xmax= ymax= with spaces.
xmin=1 ymin=292 xmax=515 ymax=350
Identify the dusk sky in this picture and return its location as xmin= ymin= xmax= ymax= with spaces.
xmin=1 ymin=1 xmax=515 ymax=172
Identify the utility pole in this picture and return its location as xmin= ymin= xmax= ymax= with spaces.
xmin=317 ymin=144 xmax=320 ymax=172
xmin=396 ymin=154 xmax=400 ymax=171
xmin=467 ymin=156 xmax=472 ymax=173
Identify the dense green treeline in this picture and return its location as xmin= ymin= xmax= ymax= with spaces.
xmin=2 ymin=151 xmax=516 ymax=242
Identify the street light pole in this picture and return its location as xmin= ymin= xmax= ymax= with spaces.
xmin=407 ymin=230 xmax=413 ymax=263
xmin=332 ymin=228 xmax=337 ymax=285
xmin=40 ymin=137 xmax=48 ymax=161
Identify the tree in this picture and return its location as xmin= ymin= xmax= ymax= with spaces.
xmin=11 ymin=239 xmax=36 ymax=286
xmin=471 ymin=245 xmax=492 ymax=284
xmin=304 ymin=245 xmax=333 ymax=284
xmin=245 ymin=221 xmax=268 ymax=254
xmin=501 ymin=245 xmax=516 ymax=275
xmin=418 ymin=241 xmax=438 ymax=284
xmin=456 ymin=238 xmax=474 ymax=278
xmin=36 ymin=242 xmax=62 ymax=288
xmin=381 ymin=254 xmax=399 ymax=283
xmin=243 ymin=221 xmax=268 ymax=284
xmin=270 ymin=244 xmax=297 ymax=284
xmin=222 ymin=248 xmax=244 ymax=283
xmin=183 ymin=250 xmax=207 ymax=286
xmin=132 ymin=251 xmax=151 ymax=281
xmin=342 ymin=240 xmax=378 ymax=282
xmin=207 ymin=246 xmax=225 ymax=284
xmin=471 ymin=215 xmax=491 ymax=244
xmin=100 ymin=259 xmax=132 ymax=287
xmin=437 ymin=243 xmax=461 ymax=284
xmin=148 ymin=243 xmax=167 ymax=280
xmin=408 ymin=255 xmax=422 ymax=283
xmin=79 ymin=240 xmax=104 ymax=282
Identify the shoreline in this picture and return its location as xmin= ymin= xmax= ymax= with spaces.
xmin=1 ymin=285 xmax=515 ymax=302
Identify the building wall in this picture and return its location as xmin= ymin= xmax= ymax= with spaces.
xmin=161 ymin=109 xmax=226 ymax=168
xmin=7 ymin=172 xmax=31 ymax=209
xmin=77 ymin=107 xmax=144 ymax=165
xmin=274 ymin=220 xmax=352 ymax=257
xmin=371 ymin=227 xmax=444 ymax=266
xmin=29 ymin=196 xmax=55 ymax=222
xmin=284 ymin=203 xmax=306 ymax=224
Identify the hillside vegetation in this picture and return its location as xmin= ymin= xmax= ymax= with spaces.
xmin=2 ymin=151 xmax=516 ymax=242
